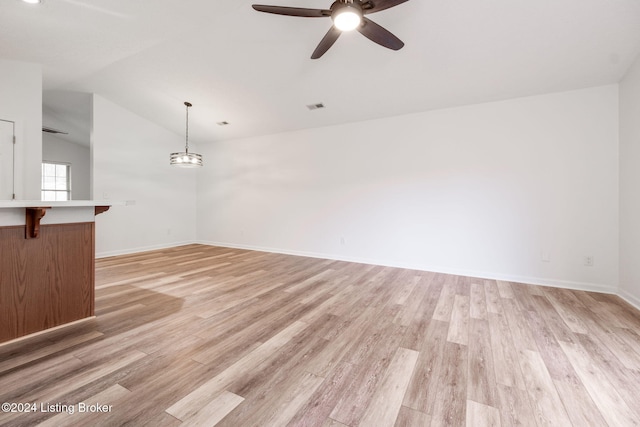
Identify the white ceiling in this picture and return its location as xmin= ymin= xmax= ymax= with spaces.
xmin=2 ymin=0 xmax=640 ymax=145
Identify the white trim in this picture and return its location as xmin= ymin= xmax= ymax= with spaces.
xmin=196 ymin=240 xmax=618 ymax=295
xmin=0 ymin=200 xmax=117 ymax=208
xmin=96 ymin=240 xmax=197 ymax=259
xmin=618 ymin=289 xmax=640 ymax=311
xmin=94 ymin=241 xmax=637 ymax=306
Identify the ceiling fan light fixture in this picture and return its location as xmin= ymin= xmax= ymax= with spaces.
xmin=170 ymin=101 xmax=203 ymax=168
xmin=252 ymin=0 xmax=407 ymax=58
xmin=332 ymin=5 xmax=362 ymax=31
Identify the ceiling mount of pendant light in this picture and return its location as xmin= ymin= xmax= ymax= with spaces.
xmin=170 ymin=101 xmax=203 ymax=168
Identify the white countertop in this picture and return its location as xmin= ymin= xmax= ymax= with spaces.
xmin=0 ymin=200 xmax=119 ymax=226
xmin=0 ymin=200 xmax=113 ymax=209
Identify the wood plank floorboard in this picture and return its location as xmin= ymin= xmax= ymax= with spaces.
xmin=1 ymin=243 xmax=640 ymax=426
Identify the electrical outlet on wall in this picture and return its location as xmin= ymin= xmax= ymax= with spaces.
xmin=583 ymin=256 xmax=594 ymax=267
xmin=541 ymin=250 xmax=550 ymax=262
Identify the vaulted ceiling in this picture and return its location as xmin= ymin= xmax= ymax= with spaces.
xmin=2 ymin=0 xmax=640 ymax=144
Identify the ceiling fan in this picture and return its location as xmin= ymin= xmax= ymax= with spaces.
xmin=252 ymin=0 xmax=409 ymax=59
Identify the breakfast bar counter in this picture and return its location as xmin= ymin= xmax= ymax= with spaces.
xmin=0 ymin=201 xmax=110 ymax=344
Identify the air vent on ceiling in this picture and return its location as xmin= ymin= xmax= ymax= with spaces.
xmin=217 ymin=121 xmax=230 ymax=126
xmin=42 ymin=126 xmax=68 ymax=135
xmin=306 ymin=103 xmax=325 ymax=111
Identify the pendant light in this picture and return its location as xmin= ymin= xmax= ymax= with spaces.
xmin=170 ymin=101 xmax=203 ymax=167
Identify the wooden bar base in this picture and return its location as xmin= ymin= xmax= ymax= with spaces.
xmin=0 ymin=222 xmax=95 ymax=343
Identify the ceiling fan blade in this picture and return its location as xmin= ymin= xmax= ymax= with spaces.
xmin=252 ymin=5 xmax=330 ymax=17
xmin=311 ymin=26 xmax=341 ymax=59
xmin=357 ymin=17 xmax=404 ymax=50
xmin=362 ymin=0 xmax=409 ymax=14
xmin=42 ymin=126 xmax=68 ymax=135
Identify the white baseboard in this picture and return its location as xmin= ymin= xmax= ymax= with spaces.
xmin=97 ymin=240 xmax=636 ymax=305
xmin=96 ymin=240 xmax=197 ymax=259
xmin=196 ymin=240 xmax=618 ymax=295
xmin=618 ymin=289 xmax=640 ymax=311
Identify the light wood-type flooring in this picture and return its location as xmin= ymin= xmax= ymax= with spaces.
xmin=2 ymin=244 xmax=640 ymax=426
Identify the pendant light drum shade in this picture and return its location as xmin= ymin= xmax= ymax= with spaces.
xmin=170 ymin=101 xmax=203 ymax=167
xmin=170 ymin=151 xmax=203 ymax=167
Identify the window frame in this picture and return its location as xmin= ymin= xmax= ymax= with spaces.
xmin=41 ymin=161 xmax=72 ymax=201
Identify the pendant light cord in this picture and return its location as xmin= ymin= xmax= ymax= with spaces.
xmin=185 ymin=102 xmax=191 ymax=153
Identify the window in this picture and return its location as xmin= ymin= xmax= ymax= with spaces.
xmin=41 ymin=162 xmax=71 ymax=201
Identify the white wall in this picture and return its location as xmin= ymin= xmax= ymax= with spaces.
xmin=42 ymin=134 xmax=90 ymax=199
xmin=0 ymin=120 xmax=13 ymax=199
xmin=93 ymin=95 xmax=197 ymax=257
xmin=197 ymin=85 xmax=619 ymax=292
xmin=0 ymin=59 xmax=42 ymax=200
xmin=0 ymin=58 xmax=627 ymax=298
xmin=620 ymin=54 xmax=640 ymax=306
